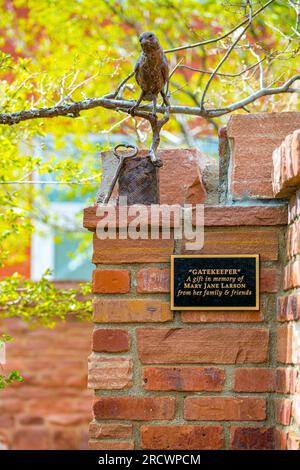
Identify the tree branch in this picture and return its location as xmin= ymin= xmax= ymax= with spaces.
xmin=1 ymin=74 xmax=299 ymax=125
xmin=0 ymin=0 xmax=287 ymax=129
xmin=208 ymin=74 xmax=300 ymax=116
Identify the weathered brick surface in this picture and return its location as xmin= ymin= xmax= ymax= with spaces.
xmin=89 ymin=423 xmax=133 ymax=439
xmin=287 ymin=430 xmax=300 ymax=450
xmin=89 ymin=440 xmax=134 ymax=450
xmin=286 ymin=220 xmax=300 ymax=259
xmin=52 ymin=429 xmax=80 ymax=450
xmin=227 ymin=112 xmax=300 ymax=199
xmin=88 ymin=355 xmax=133 ymax=390
xmin=141 ymin=425 xmax=224 ymax=450
xmin=277 ymin=324 xmax=300 ymax=364
xmin=182 ymin=228 xmax=279 ymax=260
xmin=142 ymin=366 xmax=225 ymax=391
xmin=273 ymin=128 xmax=300 ymax=196
xmin=137 ymin=327 xmax=269 ymax=364
xmin=260 ymin=268 xmax=280 ymax=293
xmin=277 ymin=325 xmax=293 ymax=364
xmin=275 ymin=399 xmax=292 ymax=426
xmin=181 ymin=310 xmax=264 ymax=323
xmin=137 ymin=268 xmax=170 ymax=293
xmin=277 ymin=294 xmax=300 ymax=321
xmin=84 ymin=204 xmax=287 ymax=231
xmin=18 ymin=415 xmax=44 ymax=426
xmin=284 ymin=260 xmax=300 ymax=290
xmin=93 ymin=397 xmax=175 ymax=421
xmin=291 ymin=130 xmax=300 ymax=176
xmin=288 ymin=189 xmax=300 ymax=223
xmin=158 ymin=149 xmax=207 ymax=204
xmin=292 ymin=398 xmax=300 ymax=428
xmin=202 ymin=205 xmax=287 ymax=226
xmin=0 ymin=317 xmax=92 ymax=450
xmin=234 ymin=368 xmax=275 ymax=392
xmin=47 ymin=414 xmax=87 ymax=426
xmin=230 ymin=427 xmax=275 ymax=450
xmin=275 ymin=368 xmax=297 ymax=394
xmin=92 ymin=269 xmax=130 ymax=293
xmin=84 ymin=205 xmax=184 ymax=231
xmin=272 ymin=127 xmax=300 ymax=450
xmin=13 ymin=428 xmax=50 ymax=450
xmin=93 ymin=299 xmax=172 ymax=323
xmin=93 ymin=234 xmax=174 ymax=264
xmin=274 ymin=428 xmax=288 ymax=450
xmin=92 ymin=328 xmax=130 ymax=352
xmin=184 ymin=397 xmax=266 ymax=421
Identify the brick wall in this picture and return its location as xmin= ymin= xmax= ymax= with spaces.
xmin=84 ymin=206 xmax=287 ymax=450
xmin=0 ymin=317 xmax=93 ymax=450
xmin=272 ymin=130 xmax=300 ymax=450
xmin=83 ymin=113 xmax=300 ymax=450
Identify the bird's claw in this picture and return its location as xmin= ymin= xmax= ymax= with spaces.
xmin=128 ymin=105 xmax=136 ymax=116
xmin=153 ymin=158 xmax=163 ymax=168
xmin=149 ymin=150 xmax=163 ymax=168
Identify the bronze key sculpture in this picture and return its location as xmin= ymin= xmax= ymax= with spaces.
xmin=97 ymin=143 xmax=159 ymax=205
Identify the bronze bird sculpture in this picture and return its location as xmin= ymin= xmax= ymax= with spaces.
xmin=130 ymin=31 xmax=169 ymax=116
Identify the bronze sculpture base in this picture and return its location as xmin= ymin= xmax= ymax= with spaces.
xmin=118 ymin=155 xmax=160 ymax=205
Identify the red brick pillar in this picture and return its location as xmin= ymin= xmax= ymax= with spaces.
xmin=84 ymin=205 xmax=288 ymax=450
xmin=83 ymin=113 xmax=300 ymax=450
xmin=272 ymin=131 xmax=300 ymax=450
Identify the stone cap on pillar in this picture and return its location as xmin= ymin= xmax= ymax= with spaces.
xmin=222 ymin=112 xmax=300 ymax=200
xmin=98 ymin=148 xmax=216 ymax=206
xmin=83 ymin=204 xmax=287 ymax=232
xmin=272 ymin=129 xmax=300 ymax=198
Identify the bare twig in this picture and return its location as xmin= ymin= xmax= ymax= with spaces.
xmin=164 ymin=0 xmax=274 ymax=53
xmin=103 ymin=72 xmax=134 ymax=99
xmin=100 ymin=115 xmax=131 ymax=134
xmin=0 ymin=179 xmax=100 ymax=185
xmin=209 ymin=74 xmax=300 ymax=116
xmin=200 ymin=0 xmax=254 ymax=109
xmin=289 ymin=0 xmax=300 ymax=35
xmin=176 ymin=58 xmax=266 ymax=78
xmin=249 ymin=47 xmax=265 ymax=89
xmin=102 ymin=0 xmax=140 ymax=32
xmin=56 ymin=71 xmax=100 ymax=106
xmin=291 ymin=26 xmax=300 ymax=36
xmin=0 ymin=181 xmax=98 ymax=184
xmin=169 ymin=58 xmax=185 ymax=80
xmin=0 ymin=173 xmax=102 ymax=185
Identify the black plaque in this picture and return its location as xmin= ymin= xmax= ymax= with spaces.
xmin=171 ymin=255 xmax=259 ymax=310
